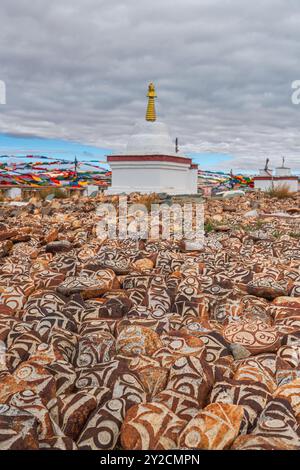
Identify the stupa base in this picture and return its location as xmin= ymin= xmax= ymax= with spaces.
xmin=106 ymin=155 xmax=198 ymax=196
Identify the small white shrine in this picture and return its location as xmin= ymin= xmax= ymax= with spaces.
xmin=254 ymin=158 xmax=299 ymax=192
xmin=107 ymin=83 xmax=198 ymax=195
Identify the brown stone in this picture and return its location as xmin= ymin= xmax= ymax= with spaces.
xmin=57 ymin=271 xmax=119 ymax=298
xmin=0 ymin=230 xmax=18 ymax=241
xmin=136 ymin=366 xmax=169 ymax=399
xmin=247 ymin=277 xmax=288 ymax=300
xmin=223 ymin=320 xmax=280 ymax=355
xmin=121 ymin=402 xmax=186 ymax=450
xmin=116 ymin=325 xmax=163 ymax=357
xmin=178 ymin=403 xmax=243 ymax=450
xmin=132 ymin=258 xmax=154 ymax=272
xmin=44 ymin=228 xmax=59 ymax=244
xmin=274 ymin=379 xmax=300 ymax=422
xmin=77 ymin=398 xmax=129 ymax=450
xmin=0 ymin=404 xmax=39 ymax=450
xmin=273 ymin=296 xmax=300 ymax=309
xmin=45 ymin=240 xmax=73 ymax=253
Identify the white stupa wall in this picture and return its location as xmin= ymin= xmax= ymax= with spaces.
xmin=254 ymin=178 xmax=299 ymax=192
xmin=108 ymin=160 xmax=197 ymax=194
xmin=189 ymin=167 xmax=198 ymax=194
xmin=275 ymin=167 xmax=291 ymax=177
xmin=254 ymin=179 xmax=273 ymax=191
xmin=259 ymin=169 xmax=273 ymax=176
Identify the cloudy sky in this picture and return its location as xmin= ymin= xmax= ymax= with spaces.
xmin=0 ymin=0 xmax=300 ymax=172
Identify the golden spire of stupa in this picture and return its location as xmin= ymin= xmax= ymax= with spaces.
xmin=146 ymin=82 xmax=157 ymax=121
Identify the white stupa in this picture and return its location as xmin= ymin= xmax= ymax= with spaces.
xmin=254 ymin=157 xmax=299 ymax=192
xmin=107 ymin=83 xmax=198 ymax=194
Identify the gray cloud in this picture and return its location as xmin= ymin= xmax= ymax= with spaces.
xmin=0 ymin=0 xmax=300 ymax=170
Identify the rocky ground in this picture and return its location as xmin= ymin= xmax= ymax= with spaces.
xmin=0 ymin=190 xmax=299 ymax=450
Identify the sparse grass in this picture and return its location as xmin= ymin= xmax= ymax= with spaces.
xmin=290 ymin=232 xmax=300 ymax=240
xmin=238 ymin=220 xmax=267 ymax=233
xmin=266 ymin=184 xmax=295 ymax=200
xmin=239 ymin=224 xmax=252 ymax=233
xmin=204 ymin=221 xmax=214 ymax=233
xmin=272 ymin=230 xmax=283 ymax=239
xmin=36 ymin=189 xmax=52 ymax=200
xmin=133 ymin=194 xmax=158 ymax=211
xmin=53 ymin=188 xmax=68 ymax=199
xmin=254 ymin=219 xmax=265 ymax=229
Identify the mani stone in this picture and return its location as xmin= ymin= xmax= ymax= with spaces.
xmin=248 ymin=398 xmax=300 ymax=449
xmin=135 ymin=366 xmax=169 ymax=399
xmin=53 ymin=391 xmax=97 ymax=440
xmin=274 ymin=379 xmax=300 ymax=422
xmin=73 ymin=331 xmax=116 ymax=367
xmin=116 ymin=325 xmax=163 ymax=357
xmin=0 ymin=404 xmax=39 ymax=450
xmin=209 ymin=379 xmax=272 ymax=432
xmin=178 ymin=403 xmax=244 ymax=450
xmin=121 ymin=402 xmax=186 ymax=450
xmin=273 ymin=296 xmax=300 ymax=309
xmin=247 ymin=278 xmax=288 ymax=300
xmin=57 ymin=274 xmax=116 ymax=298
xmin=223 ymin=320 xmax=280 ymax=355
xmin=45 ymin=240 xmax=73 ymax=254
xmin=77 ymin=398 xmax=131 ymax=450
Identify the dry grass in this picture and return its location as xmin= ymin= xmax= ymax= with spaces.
xmin=132 ymin=194 xmax=158 ymax=211
xmin=266 ymin=184 xmax=295 ymax=200
xmin=37 ymin=188 xmax=68 ymax=200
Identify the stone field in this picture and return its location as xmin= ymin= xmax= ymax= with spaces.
xmin=0 ymin=191 xmax=299 ymax=450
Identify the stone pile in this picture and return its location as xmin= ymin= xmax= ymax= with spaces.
xmin=0 ymin=191 xmax=299 ymax=450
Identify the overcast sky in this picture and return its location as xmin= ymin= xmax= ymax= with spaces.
xmin=0 ymin=0 xmax=300 ymax=171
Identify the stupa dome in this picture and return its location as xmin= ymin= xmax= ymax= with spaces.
xmin=125 ymin=120 xmax=177 ymax=155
